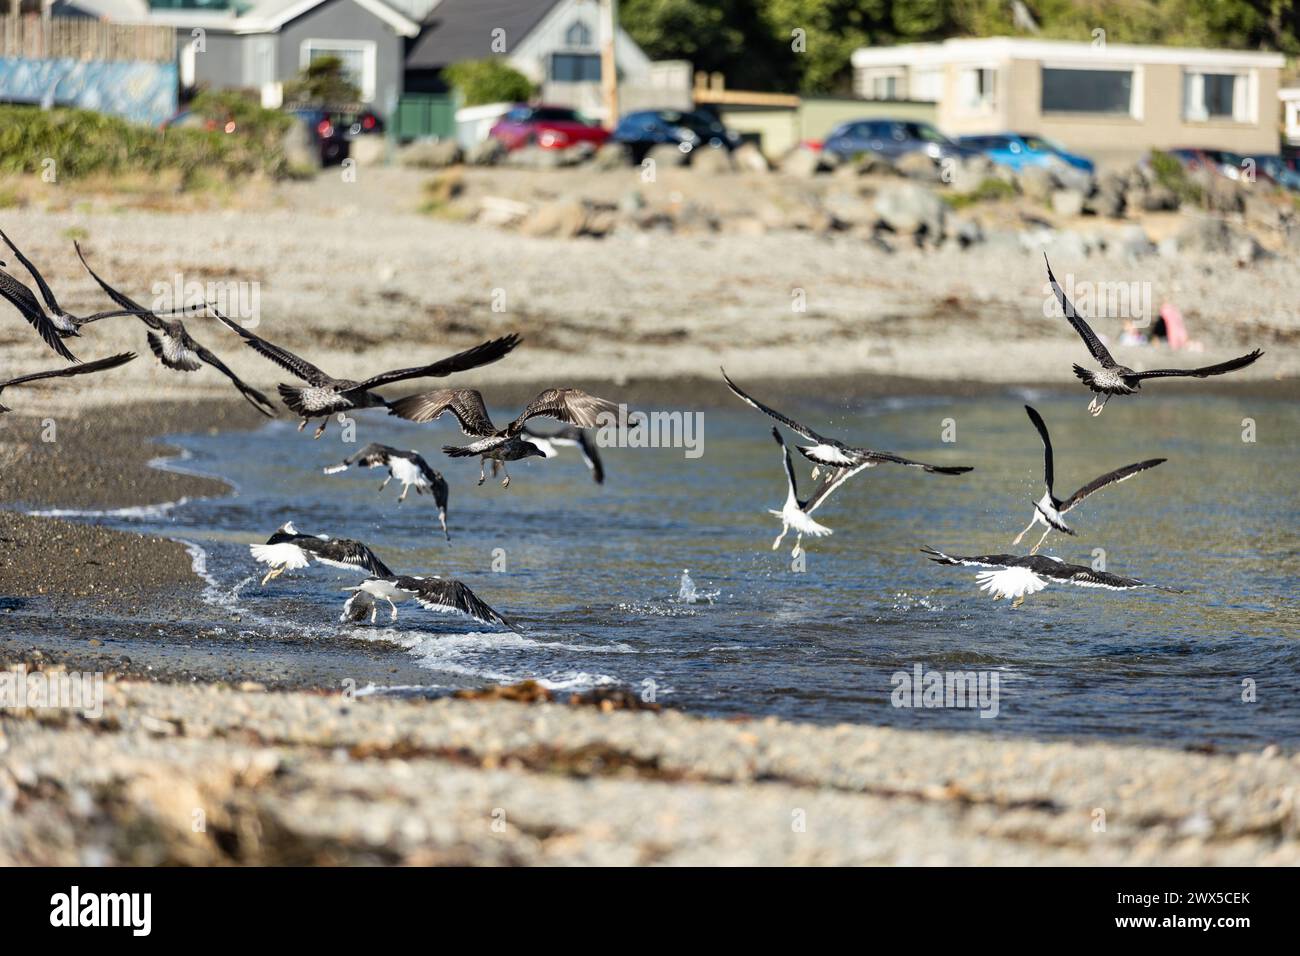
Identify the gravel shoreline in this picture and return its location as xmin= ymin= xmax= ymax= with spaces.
xmin=2 ymin=188 xmax=1296 ymax=865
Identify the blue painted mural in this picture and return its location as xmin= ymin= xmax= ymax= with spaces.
xmin=0 ymin=57 xmax=177 ymax=126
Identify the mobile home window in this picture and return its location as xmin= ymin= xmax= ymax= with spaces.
xmin=959 ymin=67 xmax=996 ymax=110
xmin=551 ymin=53 xmax=601 ymax=82
xmin=1041 ymin=68 xmax=1132 ymax=114
xmin=1184 ymin=71 xmax=1245 ymax=121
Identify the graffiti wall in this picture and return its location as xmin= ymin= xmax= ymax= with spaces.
xmin=0 ymin=57 xmax=177 ymax=126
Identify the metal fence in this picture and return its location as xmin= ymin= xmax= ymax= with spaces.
xmin=394 ymin=93 xmax=456 ymax=141
xmin=0 ymin=14 xmax=176 ymax=64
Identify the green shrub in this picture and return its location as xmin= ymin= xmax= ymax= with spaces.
xmin=0 ymin=103 xmax=293 ymax=181
xmin=1148 ymin=150 xmax=1204 ymax=205
xmin=944 ymin=176 xmax=1018 ymax=209
xmin=443 ymin=58 xmax=534 ymax=106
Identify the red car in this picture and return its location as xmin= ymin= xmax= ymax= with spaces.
xmin=489 ymin=104 xmax=610 ymax=151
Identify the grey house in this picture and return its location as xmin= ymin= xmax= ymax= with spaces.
xmin=56 ymin=0 xmax=420 ymax=110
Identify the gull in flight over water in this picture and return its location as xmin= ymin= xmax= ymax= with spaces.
xmin=388 ymin=387 xmax=618 ymax=487
xmin=1014 ymin=404 xmax=1165 ymax=553
xmin=324 ymin=443 xmax=451 ymax=541
xmin=216 ymin=311 xmax=520 ymax=437
xmin=249 ymin=522 xmax=393 ymax=585
xmin=921 ymin=546 xmax=1183 ymax=609
xmin=1044 ymin=255 xmax=1263 ymax=416
xmin=341 ymin=574 xmax=520 ymax=632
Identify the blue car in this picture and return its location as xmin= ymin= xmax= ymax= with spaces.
xmin=957 ymin=133 xmax=1094 ymax=174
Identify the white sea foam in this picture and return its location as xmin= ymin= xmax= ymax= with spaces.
xmin=28 ymin=497 xmax=190 ymax=520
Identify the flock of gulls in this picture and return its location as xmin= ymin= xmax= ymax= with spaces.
xmin=0 ymin=228 xmax=614 ymax=632
xmin=723 ymin=254 xmax=1263 ymax=607
xmin=0 ymin=230 xmax=1266 ymax=620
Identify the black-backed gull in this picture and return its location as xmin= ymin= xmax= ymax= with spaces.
xmin=769 ymin=426 xmax=869 ymax=555
xmin=215 ymin=311 xmax=520 ymax=437
xmin=388 ymin=387 xmax=618 ymax=487
xmin=722 ymin=369 xmax=973 ymax=477
xmin=324 ymin=442 xmax=450 ymax=540
xmin=519 ymin=424 xmax=605 ymax=483
xmin=75 ymin=246 xmax=276 ymax=417
xmin=1015 ymin=405 xmax=1165 ymax=553
xmin=921 ymin=546 xmax=1182 ymax=608
xmin=249 ymin=521 xmax=393 ymax=585
xmin=1045 ymin=255 xmax=1264 ymax=416
xmin=0 ymin=352 xmax=136 ymax=414
xmin=340 ymin=574 xmax=520 ymax=632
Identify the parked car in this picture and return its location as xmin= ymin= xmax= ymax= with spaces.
xmin=611 ymin=109 xmax=741 ymax=161
xmin=284 ymin=108 xmax=350 ymax=166
xmin=956 ymin=132 xmax=1094 ymax=174
xmin=1163 ymin=148 xmax=1284 ymax=187
xmin=820 ymin=119 xmax=976 ymax=165
xmin=488 ymin=105 xmax=609 ymax=152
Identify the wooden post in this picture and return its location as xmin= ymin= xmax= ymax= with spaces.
xmin=598 ymin=0 xmax=618 ymax=128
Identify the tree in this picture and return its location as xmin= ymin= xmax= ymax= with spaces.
xmin=283 ymin=56 xmax=361 ymax=106
xmin=442 ymin=59 xmax=534 ymax=106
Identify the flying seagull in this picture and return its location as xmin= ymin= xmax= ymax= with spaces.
xmin=722 ymin=369 xmax=973 ymax=479
xmin=388 ymin=387 xmax=618 ymax=487
xmin=249 ymin=521 xmax=393 ymax=585
xmin=215 ymin=312 xmax=521 ymax=437
xmin=1014 ymin=405 xmax=1165 ymax=553
xmin=520 ymin=424 xmax=605 ymax=484
xmin=340 ymin=574 xmax=521 ymax=632
xmin=0 ymin=351 xmax=136 ymax=414
xmin=1045 ymin=255 xmax=1264 ymax=416
xmin=324 ymin=442 xmax=451 ymax=540
xmin=74 ymin=245 xmax=276 ymax=417
xmin=0 ymin=229 xmax=199 ymax=357
xmin=769 ymin=426 xmax=870 ymax=556
xmin=921 ymin=547 xmax=1183 ymax=609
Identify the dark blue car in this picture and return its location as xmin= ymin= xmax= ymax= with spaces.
xmin=956 ymin=133 xmax=1094 ymax=174
xmin=612 ymin=109 xmax=741 ymax=162
xmin=821 ymin=119 xmax=975 ymax=164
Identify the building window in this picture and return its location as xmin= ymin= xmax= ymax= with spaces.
xmin=910 ymin=68 xmax=943 ymax=102
xmin=551 ymin=53 xmax=601 ymax=83
xmin=1042 ymin=67 xmax=1133 ymax=114
xmin=959 ymin=67 xmax=996 ymax=111
xmin=1184 ymin=70 xmax=1247 ymax=122
xmin=564 ymin=20 xmax=592 ymax=48
xmin=301 ymin=39 xmax=376 ymax=102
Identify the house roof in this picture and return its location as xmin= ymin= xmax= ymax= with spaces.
xmin=852 ymin=37 xmax=1286 ymax=71
xmin=405 ymin=0 xmax=562 ymax=69
xmin=60 ymin=0 xmax=419 ymax=38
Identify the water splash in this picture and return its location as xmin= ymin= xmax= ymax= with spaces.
xmin=677 ymin=568 xmax=720 ymax=605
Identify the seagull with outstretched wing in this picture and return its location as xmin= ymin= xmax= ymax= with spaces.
xmin=921 ymin=546 xmax=1183 ymax=608
xmin=249 ymin=521 xmax=393 ymax=585
xmin=768 ymin=426 xmax=870 ymax=556
xmin=324 ymin=443 xmax=450 ymax=541
xmin=0 ymin=229 xmax=198 ymax=354
xmin=0 ymin=351 xmax=136 ymax=414
xmin=389 ymin=386 xmax=618 ymax=487
xmin=1014 ymin=404 xmax=1165 ymax=552
xmin=722 ymin=368 xmax=973 ymax=478
xmin=216 ymin=312 xmax=520 ymax=437
xmin=1045 ymin=254 xmax=1264 ymax=416
xmin=341 ymin=574 xmax=520 ymax=632
xmin=74 ymin=245 xmax=276 ymax=417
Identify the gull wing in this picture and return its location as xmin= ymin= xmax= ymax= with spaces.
xmin=351 ymin=333 xmax=521 ymax=392
xmin=1045 ymin=254 xmax=1117 ymax=368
